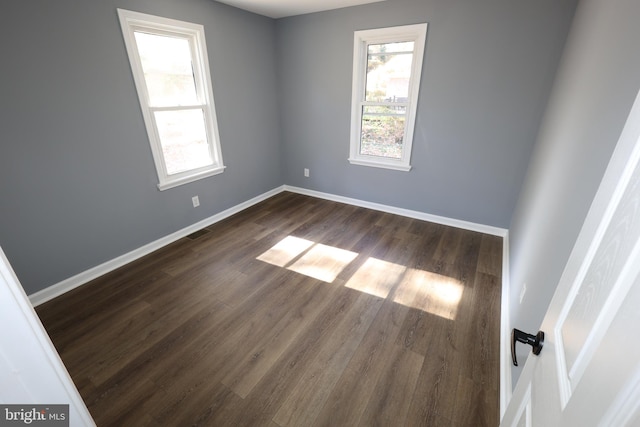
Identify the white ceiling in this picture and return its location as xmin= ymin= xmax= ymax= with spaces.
xmin=215 ymin=0 xmax=386 ymax=19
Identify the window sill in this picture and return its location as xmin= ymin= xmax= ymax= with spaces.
xmin=348 ymin=157 xmax=412 ymax=172
xmin=157 ymin=165 xmax=226 ymax=191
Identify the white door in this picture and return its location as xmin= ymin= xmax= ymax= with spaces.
xmin=502 ymin=90 xmax=640 ymax=427
xmin=0 ymin=246 xmax=95 ymax=426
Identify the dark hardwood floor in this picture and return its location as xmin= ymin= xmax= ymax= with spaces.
xmin=36 ymin=192 xmax=502 ymax=426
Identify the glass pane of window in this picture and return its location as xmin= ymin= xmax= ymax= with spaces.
xmin=362 ymin=105 xmax=407 ymax=115
xmin=154 ymin=109 xmax=213 ymax=175
xmin=367 ymin=42 xmax=414 ymax=54
xmin=360 ymin=107 xmax=406 ymax=159
xmin=365 ymin=43 xmax=414 ymax=103
xmin=135 ymin=31 xmax=198 ymax=107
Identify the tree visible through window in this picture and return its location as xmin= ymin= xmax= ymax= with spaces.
xmin=118 ymin=9 xmax=225 ymax=190
xmin=349 ymin=24 xmax=427 ymax=171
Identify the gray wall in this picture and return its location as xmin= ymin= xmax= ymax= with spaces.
xmin=508 ymin=0 xmax=640 ymax=384
xmin=0 ymin=0 xmax=282 ymax=295
xmin=1 ymin=0 xmax=580 ymax=296
xmin=276 ymin=0 xmax=577 ymax=228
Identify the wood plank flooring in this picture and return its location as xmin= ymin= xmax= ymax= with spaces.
xmin=36 ymin=192 xmax=502 ymax=426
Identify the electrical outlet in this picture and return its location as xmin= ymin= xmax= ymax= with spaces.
xmin=192 ymin=196 xmax=200 ymax=208
xmin=520 ymin=283 xmax=527 ymax=304
xmin=304 ymin=168 xmax=310 ymax=177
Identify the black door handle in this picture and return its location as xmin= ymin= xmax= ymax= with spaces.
xmin=511 ymin=328 xmax=544 ymax=366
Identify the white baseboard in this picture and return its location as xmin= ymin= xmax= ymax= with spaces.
xmin=30 ymin=183 xmax=513 ymax=418
xmin=499 ymin=231 xmax=512 ymax=420
xmin=30 ymin=184 xmax=509 ymax=308
xmin=284 ymin=185 xmax=508 ymax=237
xmin=29 ymin=187 xmax=285 ymax=306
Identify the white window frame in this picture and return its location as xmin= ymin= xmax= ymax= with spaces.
xmin=348 ymin=23 xmax=427 ymax=171
xmin=117 ymin=9 xmax=225 ymax=191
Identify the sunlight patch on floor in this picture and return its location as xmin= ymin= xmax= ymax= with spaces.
xmin=256 ymin=235 xmax=314 ymax=267
xmin=256 ymin=236 xmax=464 ymax=318
xmin=393 ymin=268 xmax=463 ymax=320
xmin=287 ymin=243 xmax=358 ymax=283
xmin=345 ymin=257 xmax=406 ymax=299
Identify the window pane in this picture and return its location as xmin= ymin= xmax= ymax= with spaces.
xmin=363 ymin=105 xmax=407 ymax=115
xmin=365 ymin=44 xmax=414 ymax=103
xmin=367 ymin=42 xmax=414 ymax=54
xmin=360 ymin=108 xmax=406 ymax=159
xmin=154 ymin=109 xmax=213 ymax=175
xmin=135 ymin=32 xmax=198 ymax=107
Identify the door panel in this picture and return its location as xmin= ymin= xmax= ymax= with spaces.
xmin=0 ymin=247 xmax=95 ymax=426
xmin=510 ymin=384 xmax=531 ymax=427
xmin=557 ymin=154 xmax=640 ymax=407
xmin=502 ymin=89 xmax=640 ymax=426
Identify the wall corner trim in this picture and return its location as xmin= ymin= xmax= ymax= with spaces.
xmin=500 ymin=230 xmax=513 ymax=420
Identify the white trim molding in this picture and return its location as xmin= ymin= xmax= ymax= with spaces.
xmin=28 ymin=183 xmax=511 ymax=423
xmin=30 ymin=185 xmax=508 ymax=307
xmin=29 ymin=187 xmax=282 ymax=306
xmin=117 ymin=9 xmax=225 ymax=191
xmin=284 ymin=185 xmax=508 ymax=237
xmin=348 ymin=23 xmax=428 ymax=171
xmin=500 ymin=231 xmax=512 ymax=420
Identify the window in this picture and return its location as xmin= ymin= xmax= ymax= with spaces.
xmin=118 ymin=9 xmax=225 ymax=190
xmin=349 ymin=24 xmax=427 ymax=171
